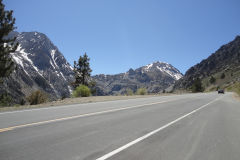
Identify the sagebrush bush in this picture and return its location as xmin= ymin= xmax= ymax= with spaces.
xmin=73 ymin=85 xmax=91 ymax=97
xmin=126 ymin=88 xmax=134 ymax=96
xmin=27 ymin=90 xmax=48 ymax=105
xmin=136 ymin=88 xmax=147 ymax=95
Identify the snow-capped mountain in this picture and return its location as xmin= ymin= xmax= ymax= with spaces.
xmin=93 ymin=61 xmax=183 ymax=95
xmin=142 ymin=61 xmax=182 ymax=80
xmin=0 ymin=31 xmax=74 ymax=102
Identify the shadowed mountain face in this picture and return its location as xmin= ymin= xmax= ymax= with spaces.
xmin=0 ymin=32 xmax=74 ymax=103
xmin=174 ymin=36 xmax=240 ymax=90
xmin=93 ymin=61 xmax=183 ymax=95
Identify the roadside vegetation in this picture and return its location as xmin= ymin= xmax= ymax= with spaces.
xmin=191 ymin=78 xmax=204 ymax=93
xmin=73 ymin=85 xmax=91 ymax=97
xmin=136 ymin=88 xmax=147 ymax=95
xmin=125 ymin=88 xmax=134 ymax=96
xmin=72 ymin=53 xmax=93 ymax=97
xmin=27 ymin=90 xmax=48 ymax=105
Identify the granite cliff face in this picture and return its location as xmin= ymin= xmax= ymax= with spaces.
xmin=0 ymin=32 xmax=74 ymax=102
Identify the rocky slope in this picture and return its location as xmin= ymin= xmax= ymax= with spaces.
xmin=0 ymin=31 xmax=74 ymax=103
xmin=93 ymin=61 xmax=183 ymax=95
xmin=174 ymin=35 xmax=240 ymax=91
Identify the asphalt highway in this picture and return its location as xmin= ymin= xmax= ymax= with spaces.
xmin=0 ymin=92 xmax=239 ymax=160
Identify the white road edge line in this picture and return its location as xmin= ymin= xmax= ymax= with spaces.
xmin=96 ymin=96 xmax=221 ymax=160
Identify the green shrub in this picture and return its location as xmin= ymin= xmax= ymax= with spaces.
xmin=27 ymin=90 xmax=48 ymax=105
xmin=126 ymin=88 xmax=134 ymax=96
xmin=0 ymin=93 xmax=12 ymax=106
xmin=136 ymin=88 xmax=147 ymax=95
xmin=73 ymin=85 xmax=91 ymax=97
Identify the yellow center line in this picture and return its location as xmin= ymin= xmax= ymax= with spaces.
xmin=0 ymin=99 xmax=179 ymax=133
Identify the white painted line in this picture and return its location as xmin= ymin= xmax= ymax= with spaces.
xmin=96 ymin=97 xmax=221 ymax=160
xmin=0 ymin=98 xmax=182 ymax=133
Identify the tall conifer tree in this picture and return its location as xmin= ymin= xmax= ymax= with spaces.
xmin=0 ymin=0 xmax=18 ymax=81
xmin=73 ymin=53 xmax=92 ymax=88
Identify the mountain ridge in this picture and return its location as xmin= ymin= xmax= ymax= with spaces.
xmin=174 ymin=35 xmax=240 ymax=91
xmin=93 ymin=61 xmax=183 ymax=95
xmin=0 ymin=31 xmax=74 ymax=103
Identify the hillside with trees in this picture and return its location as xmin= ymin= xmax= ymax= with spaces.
xmin=174 ymin=36 xmax=240 ymax=94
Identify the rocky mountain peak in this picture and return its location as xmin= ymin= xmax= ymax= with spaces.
xmin=1 ymin=31 xmax=74 ymax=103
xmin=139 ymin=61 xmax=183 ymax=80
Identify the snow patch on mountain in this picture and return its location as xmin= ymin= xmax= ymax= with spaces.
xmin=145 ymin=63 xmax=153 ymax=71
xmin=12 ymin=44 xmax=44 ymax=77
xmin=68 ymin=85 xmax=73 ymax=94
xmin=143 ymin=61 xmax=183 ymax=80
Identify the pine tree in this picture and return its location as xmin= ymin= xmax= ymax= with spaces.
xmin=192 ymin=78 xmax=204 ymax=92
xmin=73 ymin=53 xmax=92 ymax=88
xmin=209 ymin=76 xmax=216 ymax=84
xmin=220 ymin=73 xmax=225 ymax=79
xmin=0 ymin=0 xmax=18 ymax=81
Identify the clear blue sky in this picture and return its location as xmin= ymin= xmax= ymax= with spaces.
xmin=4 ymin=0 xmax=240 ymax=75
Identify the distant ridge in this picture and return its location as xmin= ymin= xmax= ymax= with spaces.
xmin=93 ymin=61 xmax=183 ymax=95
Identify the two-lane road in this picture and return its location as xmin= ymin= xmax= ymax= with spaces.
xmin=0 ymin=93 xmax=239 ymax=160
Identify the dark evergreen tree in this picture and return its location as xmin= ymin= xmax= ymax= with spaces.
xmin=220 ymin=73 xmax=225 ymax=79
xmin=73 ymin=53 xmax=92 ymax=88
xmin=0 ymin=0 xmax=18 ymax=81
xmin=192 ymin=78 xmax=204 ymax=92
xmin=209 ymin=76 xmax=216 ymax=84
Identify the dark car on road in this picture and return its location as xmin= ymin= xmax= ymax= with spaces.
xmin=218 ymin=89 xmax=224 ymax=94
